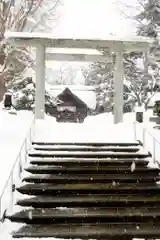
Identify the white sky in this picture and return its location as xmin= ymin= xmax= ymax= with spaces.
xmin=47 ymin=0 xmax=138 ymax=68
xmin=54 ymin=0 xmax=137 ymax=37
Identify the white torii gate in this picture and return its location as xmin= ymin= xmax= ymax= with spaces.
xmin=5 ymin=32 xmax=151 ymax=124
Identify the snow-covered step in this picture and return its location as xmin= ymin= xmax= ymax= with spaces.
xmin=32 ymin=144 xmax=141 ymax=152
xmin=11 ymin=222 xmax=160 ymax=238
xmin=22 ymin=172 xmax=160 ymax=183
xmin=13 ymin=238 xmax=59 ymax=240
xmin=28 ymin=149 xmax=150 ymax=158
xmin=28 ymin=157 xmax=151 ymax=166
xmin=25 ymin=163 xmax=158 ymax=174
xmin=32 ymin=141 xmax=141 ymax=146
xmin=5 ymin=140 xmax=160 ymax=239
xmin=16 ymin=182 xmax=160 ymax=196
xmin=16 ymin=194 xmax=160 ymax=208
xmin=6 ymin=206 xmax=160 ymax=224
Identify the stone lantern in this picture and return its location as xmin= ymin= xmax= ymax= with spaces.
xmin=4 ymin=92 xmax=13 ymax=109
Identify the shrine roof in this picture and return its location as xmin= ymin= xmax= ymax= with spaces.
xmin=46 ymin=85 xmax=97 ymax=109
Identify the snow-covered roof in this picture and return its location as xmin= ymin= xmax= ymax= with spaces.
xmin=46 ymin=84 xmax=97 ymax=109
xmin=148 ymin=92 xmax=160 ymax=107
xmin=5 ymin=32 xmax=152 ymax=52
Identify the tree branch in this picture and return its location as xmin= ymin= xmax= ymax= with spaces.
xmin=30 ymin=0 xmax=60 ymax=32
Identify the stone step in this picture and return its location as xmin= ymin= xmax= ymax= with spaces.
xmin=11 ymin=222 xmax=160 ymax=238
xmin=12 ymin=238 xmax=130 ymax=240
xmin=32 ymin=141 xmax=141 ymax=146
xmin=13 ymin=238 xmax=61 ymax=240
xmin=25 ymin=164 xmax=158 ymax=174
xmin=29 ymin=158 xmax=150 ymax=166
xmin=33 ymin=145 xmax=140 ymax=152
xmin=6 ymin=207 xmax=160 ymax=224
xmin=16 ymin=194 xmax=160 ymax=208
xmin=28 ymin=150 xmax=150 ymax=158
xmin=7 ymin=140 xmax=160 ymax=240
xmin=22 ymin=173 xmax=160 ymax=183
xmin=16 ymin=183 xmax=160 ymax=195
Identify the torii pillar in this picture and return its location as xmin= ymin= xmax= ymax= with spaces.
xmin=35 ymin=44 xmax=45 ymax=119
xmin=113 ymin=48 xmax=124 ymax=124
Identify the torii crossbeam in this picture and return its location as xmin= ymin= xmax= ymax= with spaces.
xmin=5 ymin=32 xmax=151 ymax=123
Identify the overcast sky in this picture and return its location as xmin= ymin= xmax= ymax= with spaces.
xmin=54 ymin=0 xmax=138 ymax=37
xmin=47 ymin=0 xmax=138 ymax=69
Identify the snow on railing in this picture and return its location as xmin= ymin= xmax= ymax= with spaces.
xmin=0 ymin=119 xmax=35 ymax=222
xmin=134 ymin=121 xmax=160 ymax=165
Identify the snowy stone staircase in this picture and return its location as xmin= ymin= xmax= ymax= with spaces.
xmin=5 ymin=141 xmax=160 ymax=239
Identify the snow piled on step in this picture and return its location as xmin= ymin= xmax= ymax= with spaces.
xmin=32 ymin=111 xmax=160 ymax=167
xmin=6 ymin=205 xmax=33 ymax=215
xmin=0 ymin=220 xmax=24 ymax=240
xmin=32 ymin=144 xmax=141 ymax=149
xmin=33 ymin=116 xmax=137 ymax=144
xmin=28 ymin=149 xmax=148 ymax=156
xmin=33 ymin=111 xmax=153 ymax=144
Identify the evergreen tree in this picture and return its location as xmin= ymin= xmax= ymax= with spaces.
xmin=9 ymin=76 xmax=60 ymax=112
xmin=83 ymin=55 xmax=134 ymax=113
xmin=83 ymin=61 xmax=114 ymax=112
xmin=136 ymin=0 xmax=160 ymax=37
xmin=84 ymin=0 xmax=160 ymax=111
xmin=123 ymin=0 xmax=160 ymax=108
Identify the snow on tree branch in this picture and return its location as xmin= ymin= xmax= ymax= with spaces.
xmin=0 ymin=0 xmax=61 ymax=101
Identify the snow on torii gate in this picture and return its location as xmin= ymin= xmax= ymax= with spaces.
xmin=5 ymin=32 xmax=151 ymax=124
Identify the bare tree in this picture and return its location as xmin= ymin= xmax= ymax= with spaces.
xmin=116 ymin=0 xmax=145 ymax=25
xmin=0 ymin=0 xmax=61 ymax=101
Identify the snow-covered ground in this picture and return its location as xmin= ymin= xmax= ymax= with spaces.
xmin=0 ymin=109 xmax=33 ymax=194
xmin=1 ymin=107 xmax=160 ymax=239
xmin=0 ymin=108 xmax=159 ymax=201
xmin=33 ymin=110 xmax=153 ymax=143
xmin=0 ymin=107 xmax=33 ymax=239
xmin=0 ymin=107 xmax=33 ymax=231
xmin=34 ymin=112 xmax=139 ymax=143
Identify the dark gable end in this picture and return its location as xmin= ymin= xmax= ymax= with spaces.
xmin=45 ymin=84 xmax=97 ymax=110
xmin=57 ymin=87 xmax=88 ymax=108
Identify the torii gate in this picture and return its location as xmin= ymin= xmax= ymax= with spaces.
xmin=5 ymin=32 xmax=151 ymax=123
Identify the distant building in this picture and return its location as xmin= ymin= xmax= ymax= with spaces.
xmin=45 ymin=85 xmax=96 ymax=122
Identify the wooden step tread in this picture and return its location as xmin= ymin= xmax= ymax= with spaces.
xmin=17 ymin=194 xmax=160 ymax=207
xmin=12 ymin=238 xmax=127 ymax=240
xmin=32 ymin=141 xmax=140 ymax=146
xmin=22 ymin=173 xmax=160 ymax=183
xmin=25 ymin=165 xmax=156 ymax=173
xmin=33 ymin=145 xmax=140 ymax=152
xmin=28 ymin=150 xmax=150 ymax=158
xmin=12 ymin=222 xmax=160 ymax=238
xmin=29 ymin=158 xmax=150 ymax=165
xmin=7 ymin=207 xmax=160 ymax=219
xmin=17 ymin=182 xmax=160 ymax=191
xmin=17 ymin=183 xmax=160 ymax=195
